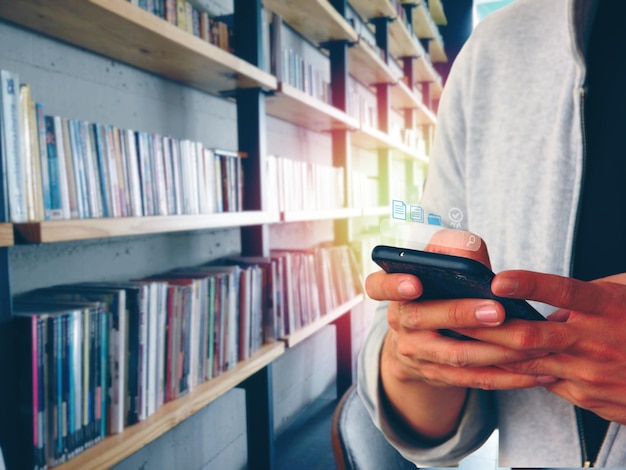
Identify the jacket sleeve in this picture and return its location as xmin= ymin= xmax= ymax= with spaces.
xmin=356 ymin=303 xmax=497 ymax=467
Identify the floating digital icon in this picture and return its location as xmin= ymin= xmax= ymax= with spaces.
xmin=448 ymin=207 xmax=464 ymax=229
xmin=392 ymin=200 xmax=406 ymax=220
xmin=410 ymin=205 xmax=424 ymax=223
xmin=427 ymin=213 xmax=442 ymax=226
xmin=466 ymin=234 xmax=476 ymax=248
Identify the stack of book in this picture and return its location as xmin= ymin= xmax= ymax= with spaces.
xmin=0 ymin=69 xmax=244 ymax=223
xmin=12 ymin=245 xmax=361 ymax=468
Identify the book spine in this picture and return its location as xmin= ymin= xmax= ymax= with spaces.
xmin=44 ymin=115 xmax=65 ymax=220
xmin=36 ymin=105 xmax=51 ymax=220
xmin=0 ymin=70 xmax=27 ymax=221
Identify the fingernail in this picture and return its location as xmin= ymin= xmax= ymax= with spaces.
xmin=536 ymin=375 xmax=558 ymax=385
xmin=495 ymin=277 xmax=519 ymax=295
xmin=475 ymin=304 xmax=500 ymax=325
xmin=398 ymin=280 xmax=418 ymax=298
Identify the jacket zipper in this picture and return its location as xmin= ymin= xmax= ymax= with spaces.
xmin=572 ymin=88 xmax=594 ymax=468
xmin=575 ymin=406 xmax=591 ymax=467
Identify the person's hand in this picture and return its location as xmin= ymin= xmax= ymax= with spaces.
xmin=365 ymin=231 xmax=548 ymax=440
xmin=479 ymin=270 xmax=626 ymax=424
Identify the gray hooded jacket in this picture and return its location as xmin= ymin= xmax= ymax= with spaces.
xmin=357 ymin=0 xmax=626 ymax=467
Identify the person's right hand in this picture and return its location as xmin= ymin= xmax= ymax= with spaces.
xmin=365 ymin=231 xmax=549 ymax=441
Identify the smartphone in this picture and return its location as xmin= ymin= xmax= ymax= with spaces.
xmin=371 ymin=245 xmax=545 ymax=322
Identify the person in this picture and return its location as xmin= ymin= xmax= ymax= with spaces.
xmin=357 ymin=0 xmax=626 ymax=467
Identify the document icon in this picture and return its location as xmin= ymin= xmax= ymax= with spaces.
xmin=392 ymin=200 xmax=406 ymax=220
xmin=410 ymin=205 xmax=424 ymax=223
xmin=427 ymin=213 xmax=442 ymax=226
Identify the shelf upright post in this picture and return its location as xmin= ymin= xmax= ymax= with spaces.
xmin=372 ymin=16 xmax=393 ymax=213
xmin=0 ymin=170 xmax=14 ymax=467
xmin=235 ymin=0 xmax=270 ymax=259
xmin=0 ymin=248 xmax=15 ymax=470
xmin=234 ymin=1 xmax=274 ymax=469
xmin=326 ymin=0 xmax=355 ymax=398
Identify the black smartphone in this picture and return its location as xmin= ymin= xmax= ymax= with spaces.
xmin=371 ymin=245 xmax=545 ymax=322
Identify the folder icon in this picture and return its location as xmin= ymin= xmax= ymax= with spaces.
xmin=427 ymin=213 xmax=442 ymax=226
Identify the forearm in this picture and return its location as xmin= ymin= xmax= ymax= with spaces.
xmin=380 ymin=330 xmax=468 ymax=442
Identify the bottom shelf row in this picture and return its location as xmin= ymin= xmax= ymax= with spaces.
xmin=11 ymin=245 xmax=364 ymax=470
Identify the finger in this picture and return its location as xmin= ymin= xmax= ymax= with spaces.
xmin=425 ymin=229 xmax=492 ymax=268
xmin=461 ymin=319 xmax=572 ymax=352
xmin=365 ymin=270 xmax=423 ymax=301
xmin=392 ymin=298 xmax=507 ymax=329
xmin=406 ymin=331 xmax=549 ymax=369
xmin=491 ymin=270 xmax=615 ymax=315
xmin=420 ymin=362 xmax=549 ymax=390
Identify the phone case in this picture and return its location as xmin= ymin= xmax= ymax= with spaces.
xmin=372 ymin=245 xmax=545 ymax=321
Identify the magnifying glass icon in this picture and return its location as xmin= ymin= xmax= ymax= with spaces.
xmin=466 ymin=235 xmax=476 ymax=248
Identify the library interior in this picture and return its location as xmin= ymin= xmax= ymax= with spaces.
xmin=1 ymin=0 xmax=576 ymax=469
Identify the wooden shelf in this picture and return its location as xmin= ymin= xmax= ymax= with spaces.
xmin=403 ymin=1 xmax=447 ymax=63
xmin=14 ymin=211 xmax=280 ymax=244
xmin=349 ymin=39 xmax=399 ymax=86
xmin=361 ymin=206 xmax=391 ymax=217
xmin=0 ymin=0 xmax=276 ymax=97
xmin=56 ymin=342 xmax=285 ymax=470
xmin=0 ymin=224 xmax=13 ymax=247
xmin=390 ymin=80 xmax=437 ymax=125
xmin=279 ymin=294 xmax=364 ymax=348
xmin=266 ymin=82 xmax=359 ymax=132
xmin=430 ymin=0 xmax=448 ymax=25
xmin=281 ymin=208 xmax=362 ymax=223
xmin=349 ymin=0 xmax=396 ymax=21
xmin=352 ymin=126 xmax=429 ymax=163
xmin=263 ymin=0 xmax=358 ymax=46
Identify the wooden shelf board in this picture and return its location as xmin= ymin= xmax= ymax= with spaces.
xmin=0 ymin=224 xmax=13 ymax=247
xmin=14 ymin=211 xmax=280 ymax=244
xmin=390 ymin=80 xmax=437 ymax=126
xmin=349 ymin=40 xmax=399 ymax=87
xmin=403 ymin=1 xmax=447 ymax=63
xmin=349 ymin=0 xmax=396 ymax=21
xmin=388 ymin=18 xmax=422 ymax=59
xmin=266 ymin=82 xmax=358 ymax=132
xmin=428 ymin=38 xmax=448 ymax=63
xmin=353 ymin=126 xmax=427 ymax=162
xmin=57 ymin=342 xmax=285 ymax=470
xmin=280 ymin=294 xmax=364 ymax=348
xmin=430 ymin=0 xmax=448 ymax=25
xmin=281 ymin=207 xmax=362 ymax=223
xmin=410 ymin=58 xmax=443 ymax=96
xmin=263 ymin=0 xmax=358 ymax=46
xmin=0 ymin=0 xmax=276 ymax=96
xmin=361 ymin=206 xmax=391 ymax=217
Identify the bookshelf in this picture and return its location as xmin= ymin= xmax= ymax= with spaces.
xmin=0 ymin=0 xmax=276 ymax=95
xmin=266 ymin=83 xmax=359 ymax=133
xmin=56 ymin=342 xmax=285 ymax=470
xmin=14 ymin=212 xmax=280 ymax=244
xmin=280 ymin=295 xmax=364 ymax=348
xmin=0 ymin=0 xmax=453 ymax=468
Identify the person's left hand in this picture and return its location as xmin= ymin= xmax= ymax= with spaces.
xmin=466 ymin=271 xmax=626 ymax=424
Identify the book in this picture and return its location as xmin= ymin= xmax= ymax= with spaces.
xmin=52 ymin=116 xmax=71 ymax=219
xmin=44 ymin=115 xmax=64 ymax=219
xmin=0 ymin=69 xmax=27 ymax=222
xmin=36 ymin=105 xmax=51 ymax=220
